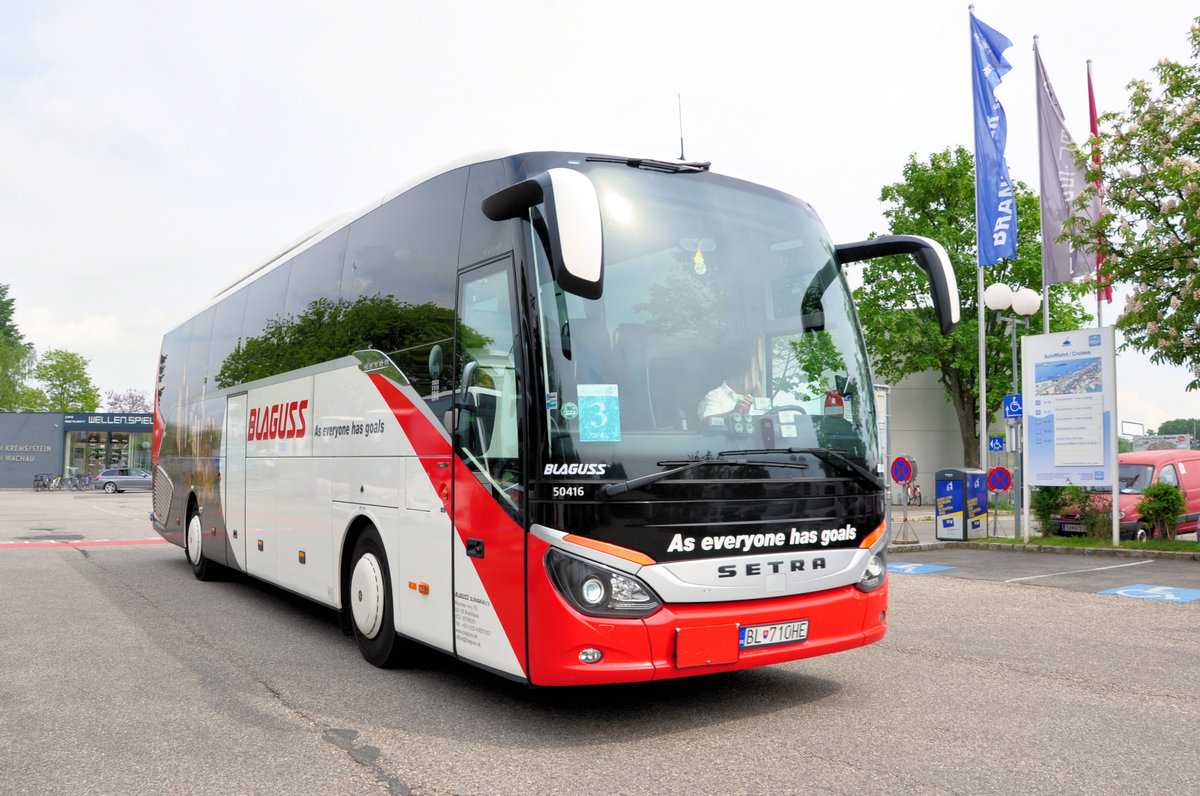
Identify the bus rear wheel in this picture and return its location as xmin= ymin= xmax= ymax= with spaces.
xmin=348 ymin=529 xmax=403 ymax=668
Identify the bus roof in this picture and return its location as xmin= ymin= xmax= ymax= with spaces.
xmin=210 ymin=148 xmax=520 ymax=303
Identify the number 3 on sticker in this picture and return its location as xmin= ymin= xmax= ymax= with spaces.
xmin=577 ymin=384 xmax=621 ymax=442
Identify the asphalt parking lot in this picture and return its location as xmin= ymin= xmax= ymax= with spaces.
xmin=3 ymin=490 xmax=1200 ymax=794
xmin=889 ymin=544 xmax=1200 ymax=596
xmin=887 ymin=514 xmax=1200 ymax=600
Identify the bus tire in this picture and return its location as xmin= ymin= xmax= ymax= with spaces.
xmin=348 ymin=529 xmax=403 ymax=668
xmin=186 ymin=512 xmax=213 ymax=581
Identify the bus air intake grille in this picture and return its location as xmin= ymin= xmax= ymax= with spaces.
xmin=153 ymin=467 xmax=174 ymax=521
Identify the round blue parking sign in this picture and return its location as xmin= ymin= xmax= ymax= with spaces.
xmin=890 ymin=456 xmax=916 ymax=485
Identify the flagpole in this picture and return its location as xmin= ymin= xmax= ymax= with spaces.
xmin=1034 ymin=35 xmax=1051 ymax=335
xmin=971 ymin=5 xmax=987 ymax=472
xmin=1089 ymin=58 xmax=1103 ymax=329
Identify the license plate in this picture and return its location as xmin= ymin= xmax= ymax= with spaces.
xmin=1061 ymin=523 xmax=1085 ymax=533
xmin=739 ymin=619 xmax=809 ymax=648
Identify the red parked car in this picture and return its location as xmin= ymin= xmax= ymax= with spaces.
xmin=1055 ymin=450 xmax=1200 ymax=540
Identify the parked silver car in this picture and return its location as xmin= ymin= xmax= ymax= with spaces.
xmin=94 ymin=467 xmax=152 ymax=493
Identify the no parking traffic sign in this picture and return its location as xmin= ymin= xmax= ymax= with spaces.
xmin=890 ymin=456 xmax=916 ymax=485
xmin=987 ymin=466 xmax=1012 ymax=492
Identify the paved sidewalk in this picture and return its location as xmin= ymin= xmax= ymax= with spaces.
xmin=886 ymin=512 xmax=1200 ymax=561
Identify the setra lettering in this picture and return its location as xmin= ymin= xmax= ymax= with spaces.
xmin=717 ymin=557 xmax=827 ymax=578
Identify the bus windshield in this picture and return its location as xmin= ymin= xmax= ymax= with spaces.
xmin=532 ymin=163 xmax=878 ymax=485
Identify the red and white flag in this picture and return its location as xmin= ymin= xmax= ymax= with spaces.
xmin=1088 ymin=61 xmax=1113 ymax=303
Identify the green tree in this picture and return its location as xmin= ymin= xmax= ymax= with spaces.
xmin=1154 ymin=418 xmax=1199 ymax=439
xmin=0 ymin=284 xmax=21 ymax=345
xmin=216 ymin=294 xmax=481 ymax=391
xmin=34 ymin=349 xmax=101 ymax=412
xmin=1065 ymin=18 xmax=1200 ymax=389
xmin=853 ymin=146 xmax=1090 ymax=468
xmin=0 ymin=284 xmax=39 ymax=411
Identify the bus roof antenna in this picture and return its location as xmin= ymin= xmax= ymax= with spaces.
xmin=677 ymin=94 xmax=686 ymax=161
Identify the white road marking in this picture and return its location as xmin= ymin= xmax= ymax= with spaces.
xmin=1005 ymin=559 xmax=1154 ymax=583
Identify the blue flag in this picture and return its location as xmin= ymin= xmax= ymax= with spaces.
xmin=971 ymin=13 xmax=1017 ymax=266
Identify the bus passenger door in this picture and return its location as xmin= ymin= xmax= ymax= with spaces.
xmin=224 ymin=393 xmax=247 ymax=571
xmin=451 ymin=257 xmax=528 ymax=679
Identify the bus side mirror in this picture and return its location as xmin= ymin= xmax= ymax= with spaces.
xmin=428 ymin=344 xmax=443 ymax=382
xmin=834 ymin=235 xmax=961 ymax=335
xmin=458 ymin=360 xmax=479 ymax=409
xmin=482 ymin=169 xmax=603 ymax=299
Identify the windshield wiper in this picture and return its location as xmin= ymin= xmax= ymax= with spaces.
xmin=719 ymin=447 xmax=884 ymax=490
xmin=600 ymin=457 xmax=808 ymax=497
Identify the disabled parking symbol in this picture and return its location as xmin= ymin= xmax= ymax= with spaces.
xmin=1099 ymin=584 xmax=1200 ymax=603
xmin=887 ymin=563 xmax=958 ymax=575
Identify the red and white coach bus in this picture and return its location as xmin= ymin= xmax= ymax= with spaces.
xmin=151 ymin=151 xmax=959 ymax=685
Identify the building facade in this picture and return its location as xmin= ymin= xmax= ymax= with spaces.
xmin=884 ymin=370 xmax=1011 ymax=508
xmin=0 ymin=412 xmax=153 ymax=488
xmin=885 ymin=370 xmax=965 ymax=506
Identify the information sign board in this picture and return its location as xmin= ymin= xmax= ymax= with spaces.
xmin=1021 ymin=328 xmax=1116 ymax=487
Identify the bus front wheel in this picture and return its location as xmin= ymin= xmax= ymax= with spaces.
xmin=186 ymin=512 xmax=213 ymax=581
xmin=348 ymin=529 xmax=403 ymax=667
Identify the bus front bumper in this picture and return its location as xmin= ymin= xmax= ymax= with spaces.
xmin=526 ymin=569 xmax=887 ymax=686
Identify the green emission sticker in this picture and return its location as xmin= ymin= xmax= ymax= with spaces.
xmin=561 ymin=402 xmax=579 ymax=420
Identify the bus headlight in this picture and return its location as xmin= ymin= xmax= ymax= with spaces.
xmin=581 ymin=576 xmax=606 ymax=606
xmin=545 ymin=548 xmax=662 ymax=618
xmin=855 ymin=553 xmax=886 ymax=593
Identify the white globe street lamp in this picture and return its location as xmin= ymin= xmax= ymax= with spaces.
xmin=1010 ymin=287 xmax=1042 ymax=318
xmin=983 ymin=282 xmax=1013 ymax=312
xmin=985 ymin=283 xmax=1042 ymax=394
xmin=985 ymin=283 xmax=1042 ymax=539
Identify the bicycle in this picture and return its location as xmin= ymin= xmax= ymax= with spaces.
xmin=906 ymin=481 xmax=922 ymax=506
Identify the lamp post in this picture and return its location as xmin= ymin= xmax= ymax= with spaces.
xmin=984 ymin=283 xmax=1041 ymax=537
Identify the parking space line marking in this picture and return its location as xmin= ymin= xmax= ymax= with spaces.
xmin=1004 ymin=560 xmax=1154 ymax=582
xmin=0 ymin=539 xmax=168 ymax=550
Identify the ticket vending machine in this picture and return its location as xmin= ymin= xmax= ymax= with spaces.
xmin=935 ymin=468 xmax=988 ymax=541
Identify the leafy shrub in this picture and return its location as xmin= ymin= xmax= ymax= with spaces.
xmin=1063 ymin=484 xmax=1114 ymax=541
xmin=1136 ymin=482 xmax=1186 ymax=541
xmin=1030 ymin=486 xmax=1068 ymax=534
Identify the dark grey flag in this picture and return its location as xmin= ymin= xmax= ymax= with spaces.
xmin=1036 ymin=45 xmax=1093 ymax=285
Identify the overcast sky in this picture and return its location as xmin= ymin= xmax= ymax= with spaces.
xmin=2 ymin=0 xmax=1197 ymax=431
